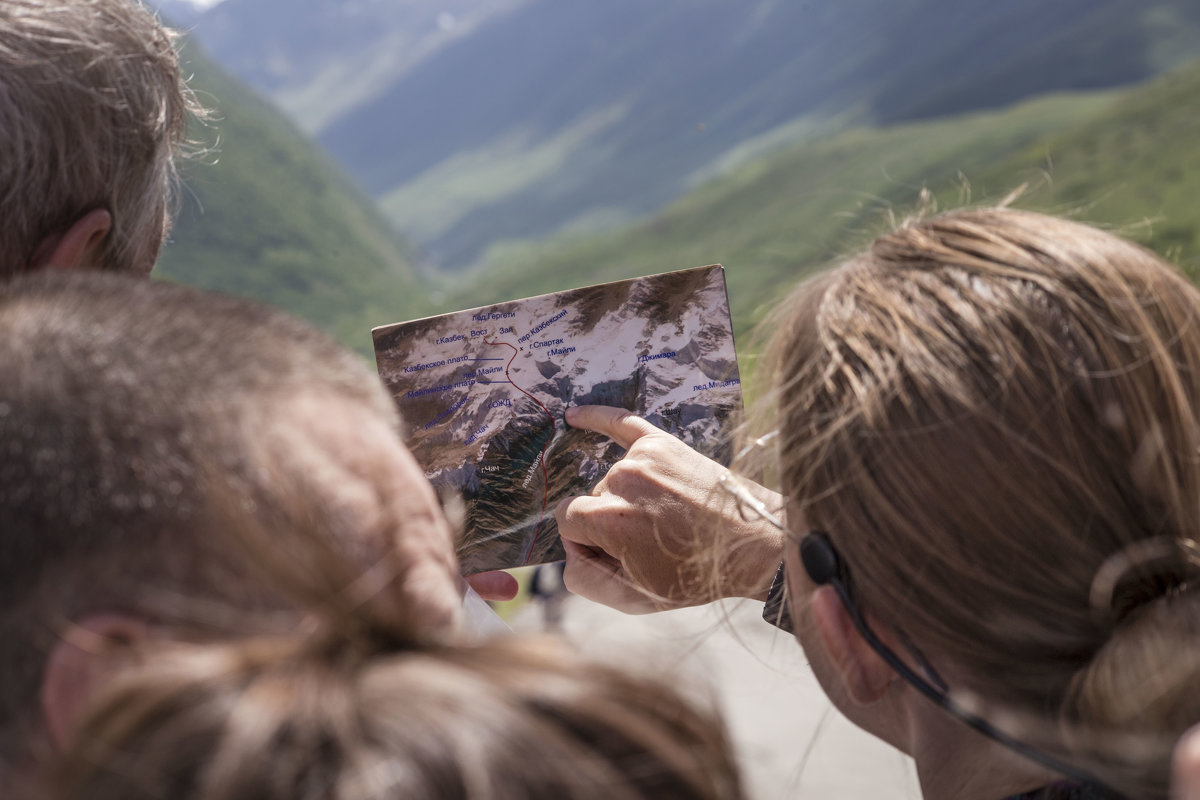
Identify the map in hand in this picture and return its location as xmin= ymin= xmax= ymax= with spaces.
xmin=372 ymin=265 xmax=743 ymax=574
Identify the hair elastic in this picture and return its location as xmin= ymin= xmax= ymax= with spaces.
xmin=1089 ymin=535 xmax=1200 ymax=625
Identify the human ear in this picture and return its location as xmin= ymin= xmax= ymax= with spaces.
xmin=28 ymin=208 xmax=113 ymax=271
xmin=810 ymin=585 xmax=895 ymax=705
xmin=39 ymin=614 xmax=147 ymax=750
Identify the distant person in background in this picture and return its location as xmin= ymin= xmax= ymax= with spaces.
xmin=0 ymin=0 xmax=200 ymax=277
xmin=43 ymin=475 xmax=744 ymax=800
xmin=528 ymin=561 xmax=570 ymax=629
xmin=0 ymin=272 xmax=463 ymax=794
xmin=564 ymin=208 xmax=1200 ymax=799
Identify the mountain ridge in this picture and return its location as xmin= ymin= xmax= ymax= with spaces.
xmin=174 ymin=0 xmax=1200 ymax=270
xmin=434 ymin=56 xmax=1200 ymax=348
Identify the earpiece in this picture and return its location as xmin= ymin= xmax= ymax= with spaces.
xmin=801 ymin=531 xmax=840 ymax=585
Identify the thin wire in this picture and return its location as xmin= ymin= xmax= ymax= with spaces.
xmin=719 ymin=472 xmax=784 ymax=527
xmin=717 ymin=473 xmax=1111 ymax=791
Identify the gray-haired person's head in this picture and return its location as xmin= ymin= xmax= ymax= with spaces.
xmin=0 ymin=0 xmax=201 ymax=275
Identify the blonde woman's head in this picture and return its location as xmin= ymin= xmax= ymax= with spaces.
xmin=767 ymin=207 xmax=1200 ymax=797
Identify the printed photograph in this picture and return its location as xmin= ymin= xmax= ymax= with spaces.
xmin=374 ymin=265 xmax=743 ymax=572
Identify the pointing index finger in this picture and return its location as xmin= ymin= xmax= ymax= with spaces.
xmin=565 ymin=405 xmax=661 ymax=449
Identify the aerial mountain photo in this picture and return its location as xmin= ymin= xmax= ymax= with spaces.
xmin=373 ymin=266 xmax=741 ymax=573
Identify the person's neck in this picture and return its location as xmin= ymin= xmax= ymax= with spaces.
xmin=904 ymin=696 xmax=1056 ymax=800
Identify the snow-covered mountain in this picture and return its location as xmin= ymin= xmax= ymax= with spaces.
xmin=374 ymin=266 xmax=741 ymax=572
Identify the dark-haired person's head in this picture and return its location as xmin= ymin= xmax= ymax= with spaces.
xmin=0 ymin=0 xmax=198 ymax=276
xmin=0 ymin=272 xmax=460 ymax=789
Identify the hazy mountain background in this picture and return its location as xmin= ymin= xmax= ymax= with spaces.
xmin=155 ymin=0 xmax=202 ymax=24
xmin=446 ymin=59 xmax=1200 ymax=337
xmin=155 ymin=40 xmax=424 ymax=354
xmin=152 ymin=0 xmax=1200 ymax=352
xmin=171 ymin=0 xmax=1200 ymax=271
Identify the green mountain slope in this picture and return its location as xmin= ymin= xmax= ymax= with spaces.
xmin=440 ymin=58 xmax=1200 ymax=346
xmin=964 ymin=64 xmax=1200 ymax=267
xmin=155 ymin=41 xmax=430 ymax=354
xmin=314 ymin=0 xmax=1200 ymax=270
xmin=179 ymin=0 xmax=1200 ymax=273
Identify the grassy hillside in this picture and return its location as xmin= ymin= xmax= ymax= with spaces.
xmin=962 ymin=64 xmax=1200 ymax=267
xmin=155 ymin=41 xmax=430 ymax=354
xmin=311 ymin=0 xmax=1200 ymax=270
xmin=440 ymin=58 xmax=1200 ymax=351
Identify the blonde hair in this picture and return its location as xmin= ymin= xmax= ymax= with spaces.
xmin=45 ymin=465 xmax=743 ymax=800
xmin=766 ymin=208 xmax=1200 ymax=798
xmin=0 ymin=0 xmax=201 ymax=275
xmin=52 ymin=636 xmax=741 ymax=800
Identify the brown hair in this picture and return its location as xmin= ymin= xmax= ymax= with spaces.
xmin=46 ymin=466 xmax=743 ymax=800
xmin=51 ymin=637 xmax=742 ymax=800
xmin=764 ymin=208 xmax=1200 ymax=798
xmin=0 ymin=0 xmax=202 ymax=275
xmin=0 ymin=271 xmax=397 ymax=768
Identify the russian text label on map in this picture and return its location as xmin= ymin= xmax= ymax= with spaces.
xmin=372 ymin=265 xmax=743 ymax=574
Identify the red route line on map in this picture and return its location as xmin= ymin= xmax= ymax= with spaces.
xmin=483 ymin=337 xmax=556 ymax=564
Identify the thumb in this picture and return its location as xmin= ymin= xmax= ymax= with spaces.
xmin=465 ymin=571 xmax=519 ymax=601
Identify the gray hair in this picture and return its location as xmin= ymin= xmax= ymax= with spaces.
xmin=0 ymin=0 xmax=202 ymax=275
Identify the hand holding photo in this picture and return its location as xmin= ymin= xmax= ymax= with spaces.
xmin=373 ymin=265 xmax=743 ymax=573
